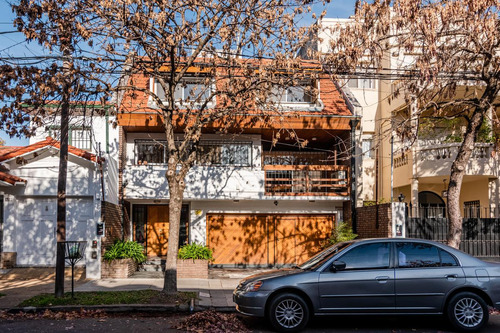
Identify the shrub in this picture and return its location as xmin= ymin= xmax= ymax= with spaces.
xmin=103 ymin=240 xmax=146 ymax=263
xmin=178 ymin=243 xmax=213 ymax=261
xmin=326 ymin=221 xmax=357 ymax=246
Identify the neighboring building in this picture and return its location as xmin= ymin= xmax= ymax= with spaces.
xmin=116 ymin=65 xmax=357 ymax=267
xmin=0 ymin=105 xmax=120 ymax=279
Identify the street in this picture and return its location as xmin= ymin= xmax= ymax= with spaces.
xmin=0 ymin=312 xmax=499 ymax=332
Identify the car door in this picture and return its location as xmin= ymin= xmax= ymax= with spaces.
xmin=318 ymin=242 xmax=396 ymax=313
xmin=395 ymin=242 xmax=465 ymax=313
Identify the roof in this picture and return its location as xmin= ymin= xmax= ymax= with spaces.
xmin=0 ymin=170 xmax=26 ymax=186
xmin=118 ymin=61 xmax=352 ymax=118
xmin=0 ymin=137 xmax=103 ymax=163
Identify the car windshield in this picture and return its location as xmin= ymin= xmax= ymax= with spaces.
xmin=298 ymin=241 xmax=354 ymax=270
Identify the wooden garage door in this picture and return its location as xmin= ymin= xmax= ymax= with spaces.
xmin=208 ymin=214 xmax=334 ymax=266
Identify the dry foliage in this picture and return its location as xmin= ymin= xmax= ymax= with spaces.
xmin=0 ymin=309 xmax=107 ymax=321
xmin=174 ymin=310 xmax=250 ymax=333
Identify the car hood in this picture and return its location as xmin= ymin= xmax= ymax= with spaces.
xmin=239 ymin=268 xmax=303 ymax=285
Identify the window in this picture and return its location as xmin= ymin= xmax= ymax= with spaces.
xmin=135 ymin=140 xmax=252 ymax=167
xmin=464 ymin=200 xmax=480 ymax=218
xmin=47 ymin=126 xmax=92 ymax=151
xmin=362 ymin=139 xmax=374 ymax=159
xmin=156 ymin=77 xmax=212 ymax=104
xmin=270 ymin=81 xmax=315 ymax=104
xmin=347 ymin=77 xmax=376 ymax=90
xmin=397 ymin=242 xmax=458 ymax=268
xmin=338 ymin=242 xmax=390 ymax=270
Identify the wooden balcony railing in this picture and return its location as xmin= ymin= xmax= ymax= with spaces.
xmin=263 ymin=164 xmax=350 ymax=196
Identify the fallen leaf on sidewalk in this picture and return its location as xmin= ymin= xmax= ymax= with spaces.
xmin=174 ymin=310 xmax=249 ymax=333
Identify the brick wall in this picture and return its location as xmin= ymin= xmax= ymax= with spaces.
xmin=101 ymin=201 xmax=122 ymax=254
xmin=356 ymin=203 xmax=392 ymax=238
xmin=177 ymin=259 xmax=209 ymax=279
xmin=101 ymin=258 xmax=137 ymax=278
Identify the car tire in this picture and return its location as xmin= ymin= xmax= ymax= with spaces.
xmin=268 ymin=293 xmax=309 ymax=332
xmin=447 ymin=292 xmax=489 ymax=332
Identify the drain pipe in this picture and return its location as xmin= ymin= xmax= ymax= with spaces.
xmin=350 ymin=118 xmax=360 ymax=233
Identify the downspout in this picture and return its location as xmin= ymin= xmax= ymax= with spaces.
xmin=350 ymin=118 xmax=360 ymax=233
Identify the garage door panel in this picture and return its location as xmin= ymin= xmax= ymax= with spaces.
xmin=208 ymin=215 xmax=268 ymax=266
xmin=208 ymin=214 xmax=335 ymax=266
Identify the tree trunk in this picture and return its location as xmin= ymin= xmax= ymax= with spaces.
xmin=54 ymin=57 xmax=71 ymax=298
xmin=163 ymin=175 xmax=185 ymax=294
xmin=446 ymin=109 xmax=484 ymax=248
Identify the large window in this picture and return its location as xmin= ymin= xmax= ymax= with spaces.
xmin=135 ymin=140 xmax=252 ymax=167
xmin=156 ymin=77 xmax=212 ymax=104
xmin=347 ymin=77 xmax=376 ymax=90
xmin=47 ymin=126 xmax=92 ymax=151
xmin=270 ymin=81 xmax=316 ymax=104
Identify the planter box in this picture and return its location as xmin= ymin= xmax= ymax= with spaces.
xmin=101 ymin=258 xmax=138 ymax=279
xmin=177 ymin=259 xmax=209 ymax=279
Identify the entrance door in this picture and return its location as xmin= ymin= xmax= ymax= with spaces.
xmin=147 ymin=205 xmax=169 ymax=257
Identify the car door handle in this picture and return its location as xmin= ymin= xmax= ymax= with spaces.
xmin=446 ymin=274 xmax=458 ymax=280
xmin=376 ymin=276 xmax=389 ymax=283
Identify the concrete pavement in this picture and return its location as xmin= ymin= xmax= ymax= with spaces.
xmin=0 ymin=267 xmax=244 ymax=311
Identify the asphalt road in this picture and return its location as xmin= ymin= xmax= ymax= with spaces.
xmin=0 ymin=313 xmax=499 ymax=332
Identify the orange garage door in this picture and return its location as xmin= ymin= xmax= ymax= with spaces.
xmin=207 ymin=214 xmax=335 ymax=266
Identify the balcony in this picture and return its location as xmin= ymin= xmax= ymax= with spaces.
xmin=393 ymin=143 xmax=498 ymax=186
xmin=263 ymin=151 xmax=350 ymax=196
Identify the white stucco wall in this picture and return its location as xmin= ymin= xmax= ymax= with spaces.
xmin=0 ymin=151 xmax=103 ymax=278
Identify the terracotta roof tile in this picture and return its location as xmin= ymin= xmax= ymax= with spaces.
xmin=0 ymin=137 xmax=102 ymax=163
xmin=0 ymin=171 xmax=26 ymax=185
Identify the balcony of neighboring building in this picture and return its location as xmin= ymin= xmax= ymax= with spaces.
xmin=393 ymin=142 xmax=497 ymax=188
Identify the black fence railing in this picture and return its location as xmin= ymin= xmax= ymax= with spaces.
xmin=409 ymin=206 xmax=500 ymax=219
xmin=406 ymin=217 xmax=500 ymax=258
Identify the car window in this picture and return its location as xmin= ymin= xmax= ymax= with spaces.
xmin=299 ymin=241 xmax=354 ymax=270
xmin=397 ymin=242 xmax=455 ymax=268
xmin=439 ymin=249 xmax=459 ymax=266
xmin=337 ymin=242 xmax=390 ymax=270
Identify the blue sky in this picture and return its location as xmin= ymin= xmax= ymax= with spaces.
xmin=0 ymin=0 xmax=357 ymax=146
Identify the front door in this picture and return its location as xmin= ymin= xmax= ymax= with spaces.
xmin=318 ymin=242 xmax=396 ymax=313
xmin=147 ymin=205 xmax=169 ymax=257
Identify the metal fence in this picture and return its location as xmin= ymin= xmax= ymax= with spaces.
xmin=406 ymin=217 xmax=500 ymax=258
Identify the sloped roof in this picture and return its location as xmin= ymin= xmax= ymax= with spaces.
xmin=0 ymin=170 xmax=26 ymax=186
xmin=0 ymin=137 xmax=103 ymax=163
xmin=118 ymin=62 xmax=352 ymax=117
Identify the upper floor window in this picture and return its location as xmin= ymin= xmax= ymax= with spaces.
xmin=47 ymin=125 xmax=92 ymax=151
xmin=269 ymin=80 xmax=316 ymax=104
xmin=155 ymin=77 xmax=213 ymax=105
xmin=347 ymin=77 xmax=376 ymax=90
xmin=135 ymin=140 xmax=252 ymax=167
xmin=362 ymin=139 xmax=374 ymax=159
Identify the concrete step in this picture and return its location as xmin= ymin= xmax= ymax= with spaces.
xmin=138 ymin=258 xmax=165 ymax=272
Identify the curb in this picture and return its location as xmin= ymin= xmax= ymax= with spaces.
xmin=2 ymin=303 xmax=237 ymax=314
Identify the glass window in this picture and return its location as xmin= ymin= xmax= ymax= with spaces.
xmin=338 ymin=242 xmax=391 ymax=270
xmin=397 ymin=242 xmax=441 ymax=268
xmin=136 ymin=141 xmax=166 ymax=164
xmin=47 ymin=126 xmax=92 ymax=151
xmin=362 ymin=139 xmax=374 ymax=159
xmin=270 ymin=82 xmax=315 ymax=104
xmin=440 ymin=250 xmax=459 ymax=267
xmin=156 ymin=78 xmax=211 ymax=103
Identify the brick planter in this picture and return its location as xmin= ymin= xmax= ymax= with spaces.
xmin=101 ymin=258 xmax=138 ymax=278
xmin=177 ymin=259 xmax=209 ymax=279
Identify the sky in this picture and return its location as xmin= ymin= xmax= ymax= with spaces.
xmin=0 ymin=0 xmax=358 ymax=147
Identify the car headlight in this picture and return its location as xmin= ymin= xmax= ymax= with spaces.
xmin=243 ymin=280 xmax=263 ymax=292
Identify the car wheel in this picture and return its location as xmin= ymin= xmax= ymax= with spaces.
xmin=268 ymin=293 xmax=309 ymax=332
xmin=447 ymin=292 xmax=489 ymax=332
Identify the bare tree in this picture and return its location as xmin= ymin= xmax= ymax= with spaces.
xmin=324 ymin=0 xmax=500 ymax=248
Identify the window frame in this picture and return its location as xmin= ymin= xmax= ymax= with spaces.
xmin=47 ymin=125 xmax=92 ymax=151
xmin=154 ymin=76 xmax=215 ymax=107
xmin=268 ymin=79 xmax=318 ymax=106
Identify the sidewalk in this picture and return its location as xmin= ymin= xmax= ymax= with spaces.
xmin=0 ymin=268 xmax=244 ymax=311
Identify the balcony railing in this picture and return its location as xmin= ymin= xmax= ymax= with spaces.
xmin=262 ymin=152 xmax=349 ymax=196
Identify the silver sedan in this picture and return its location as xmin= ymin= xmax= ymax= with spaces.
xmin=233 ymin=238 xmax=500 ymax=332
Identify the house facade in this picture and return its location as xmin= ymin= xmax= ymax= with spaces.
xmin=317 ymin=18 xmax=500 ymax=256
xmin=0 ymin=108 xmax=120 ymax=279
xmin=117 ymin=66 xmax=356 ymax=267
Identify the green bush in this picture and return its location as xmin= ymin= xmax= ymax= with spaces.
xmin=178 ymin=243 xmax=213 ymax=261
xmin=103 ymin=240 xmax=146 ymax=263
xmin=326 ymin=221 xmax=358 ymax=246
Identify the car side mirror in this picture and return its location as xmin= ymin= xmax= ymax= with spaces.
xmin=330 ymin=261 xmax=346 ymax=272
